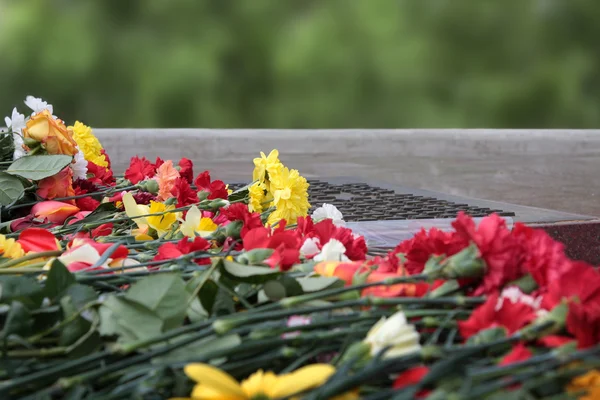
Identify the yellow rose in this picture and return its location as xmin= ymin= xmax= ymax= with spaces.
xmin=23 ymin=110 xmax=78 ymax=156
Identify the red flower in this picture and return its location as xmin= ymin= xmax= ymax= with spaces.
xmin=545 ymin=261 xmax=600 ymax=348
xmin=170 ymin=177 xmax=198 ymax=207
xmin=295 ymin=216 xmax=316 ymax=237
xmin=362 ymin=271 xmax=442 ymax=298
xmin=194 ymin=171 xmax=228 ymax=200
xmin=394 ymin=227 xmax=467 ymax=275
xmin=74 ymin=187 xmax=100 ymax=211
xmin=512 ymin=223 xmax=570 ymax=290
xmin=537 ymin=335 xmax=575 ymax=348
xmin=68 ymin=238 xmax=129 ymax=260
xmin=312 ymin=219 xmax=367 ymax=261
xmin=154 ymin=237 xmax=211 ymax=266
xmin=393 ymin=366 xmax=430 ymax=398
xmin=125 ymin=156 xmax=157 ymax=184
xmin=152 ymin=157 xmax=164 ymax=170
xmin=243 ymin=226 xmax=300 ymax=270
xmin=453 ymin=213 xmax=522 ymax=295
xmin=87 ymin=161 xmax=115 ymax=186
xmin=499 ymin=343 xmax=533 ymax=366
xmin=458 ymin=291 xmax=538 ymax=339
xmin=18 ymin=228 xmax=60 ymax=253
xmin=221 ymin=203 xmax=263 ymax=238
xmin=37 ymin=167 xmax=75 ymax=200
xmin=178 ymin=158 xmax=194 ymax=183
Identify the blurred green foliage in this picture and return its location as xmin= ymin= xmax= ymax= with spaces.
xmin=1 ymin=0 xmax=599 ymax=128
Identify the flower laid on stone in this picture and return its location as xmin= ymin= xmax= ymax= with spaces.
xmin=0 ymin=96 xmax=599 ymax=399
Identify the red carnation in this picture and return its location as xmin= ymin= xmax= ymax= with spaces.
xmin=74 ymin=187 xmax=100 ymax=211
xmin=499 ymin=343 xmax=533 ymax=366
xmin=243 ymin=225 xmax=300 ymax=270
xmin=194 ymin=171 xmax=229 ymax=200
xmin=154 ymin=237 xmax=211 ymax=266
xmin=125 ymin=156 xmax=157 ymax=184
xmin=545 ymin=261 xmax=600 ymax=348
xmin=512 ymin=223 xmax=571 ymax=290
xmin=178 ymin=158 xmax=194 ymax=184
xmin=393 ymin=366 xmax=431 ymax=398
xmin=221 ymin=203 xmax=263 ymax=238
xmin=394 ymin=227 xmax=467 ymax=275
xmin=312 ymin=219 xmax=367 ymax=261
xmin=453 ymin=213 xmax=522 ymax=295
xmin=171 ymin=177 xmax=198 ymax=207
xmin=458 ymin=291 xmax=538 ymax=339
xmin=87 ymin=161 xmax=115 ymax=186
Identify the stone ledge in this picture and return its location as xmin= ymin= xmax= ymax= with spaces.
xmin=93 ymin=129 xmax=600 ymax=217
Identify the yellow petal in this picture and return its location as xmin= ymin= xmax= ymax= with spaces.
xmin=181 ymin=205 xmax=201 ymax=238
xmin=271 ymin=364 xmax=336 ymax=397
xmin=190 ymin=383 xmax=245 ymax=400
xmin=183 ymin=364 xmax=246 ymax=399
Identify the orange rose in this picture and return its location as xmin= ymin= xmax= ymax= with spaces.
xmin=23 ymin=110 xmax=78 ymax=155
xmin=36 ymin=167 xmax=75 ymax=200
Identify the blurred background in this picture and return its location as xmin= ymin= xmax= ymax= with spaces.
xmin=1 ymin=0 xmax=599 ymax=129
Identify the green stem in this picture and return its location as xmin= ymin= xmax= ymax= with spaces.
xmin=0 ymin=250 xmax=63 ymax=269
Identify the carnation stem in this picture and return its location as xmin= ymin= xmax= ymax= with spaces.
xmin=0 ymin=250 xmax=62 ymax=269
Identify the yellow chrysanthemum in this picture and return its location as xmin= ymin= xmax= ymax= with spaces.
xmin=68 ymin=121 xmax=108 ymax=168
xmin=266 ymin=165 xmax=310 ymax=226
xmin=146 ymin=201 xmax=179 ymax=237
xmin=248 ymin=181 xmax=268 ymax=213
xmin=0 ymin=234 xmax=25 ymax=260
xmin=567 ymin=369 xmax=600 ymax=400
xmin=169 ymin=363 xmax=350 ymax=400
xmin=253 ymin=149 xmax=283 ymax=188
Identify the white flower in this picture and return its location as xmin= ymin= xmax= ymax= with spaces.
xmin=24 ymin=95 xmax=53 ymax=116
xmin=71 ymin=149 xmax=88 ymax=181
xmin=312 ymin=239 xmax=349 ymax=262
xmin=364 ymin=310 xmax=421 ymax=359
xmin=4 ymin=107 xmax=27 ymax=160
xmin=300 ymin=237 xmax=321 ymax=258
xmin=312 ymin=203 xmax=345 ymax=227
xmin=4 ymin=107 xmax=26 ymax=132
xmin=179 ymin=205 xmax=217 ymax=238
xmin=497 ymin=286 xmax=542 ymax=311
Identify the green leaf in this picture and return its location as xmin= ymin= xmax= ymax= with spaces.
xmin=296 ymin=276 xmax=344 ymax=292
xmin=0 ymin=275 xmax=44 ymax=308
xmin=0 ymin=133 xmax=15 ymax=163
xmin=1 ymin=301 xmax=33 ymax=339
xmin=64 ymin=284 xmax=98 ymax=311
xmin=99 ymin=295 xmax=163 ymax=342
xmin=6 ymin=155 xmax=72 ymax=180
xmin=126 ymin=273 xmax=188 ymax=331
xmin=59 ymin=295 xmax=90 ymax=347
xmin=263 ymin=275 xmax=304 ymax=301
xmin=0 ymin=172 xmax=25 ymax=206
xmin=221 ymin=259 xmax=280 ymax=284
xmin=185 ymin=273 xmax=219 ymax=322
xmin=212 ymin=287 xmax=235 ymax=317
xmin=44 ymin=259 xmax=76 ymax=301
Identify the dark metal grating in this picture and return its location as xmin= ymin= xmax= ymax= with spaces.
xmin=229 ymin=179 xmax=515 ymax=222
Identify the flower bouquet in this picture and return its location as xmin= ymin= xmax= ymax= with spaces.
xmin=1 ymin=97 xmax=599 ymax=399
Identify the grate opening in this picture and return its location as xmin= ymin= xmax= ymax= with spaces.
xmin=228 ymin=179 xmax=516 ymax=222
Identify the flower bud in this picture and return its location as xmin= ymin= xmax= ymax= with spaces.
xmin=197 ymin=190 xmax=209 ymax=201
xmin=207 ymin=198 xmax=230 ymax=210
xmin=137 ymin=179 xmax=159 ymax=194
xmin=224 ymin=220 xmax=243 ymax=239
xmin=441 ymin=244 xmax=485 ymax=279
xmin=363 ymin=310 xmax=421 ymax=359
xmin=237 ymin=248 xmax=275 ymax=265
xmin=23 ymin=137 xmax=41 ymax=148
xmin=337 ymin=342 xmax=371 ymax=366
